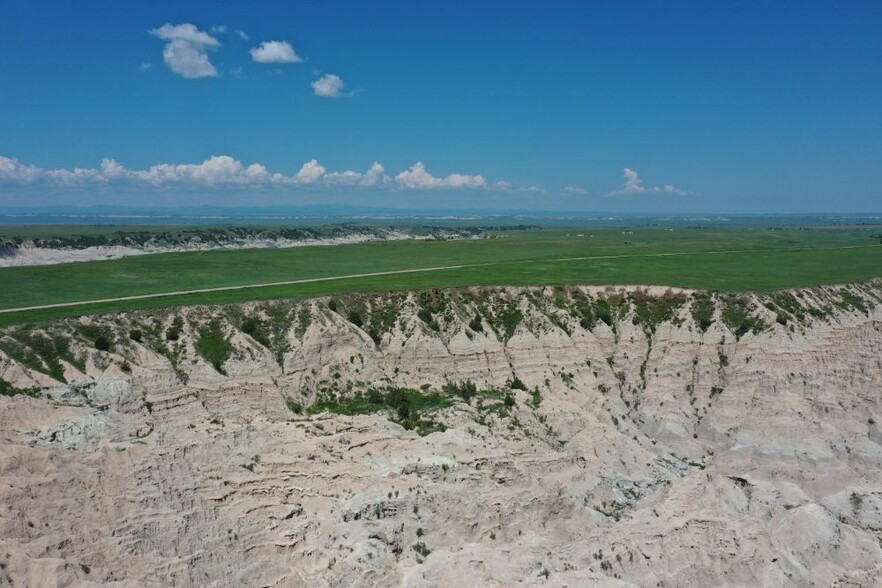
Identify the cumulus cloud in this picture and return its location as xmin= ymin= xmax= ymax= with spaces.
xmin=311 ymin=74 xmax=346 ymax=98
xmin=100 ymin=158 xmax=127 ymax=180
xmin=250 ymin=40 xmax=302 ymax=63
xmin=209 ymin=25 xmax=227 ymax=35
xmin=362 ymin=162 xmax=386 ymax=186
xmin=562 ymin=185 xmax=587 ymax=195
xmin=0 ymin=155 xmax=507 ymax=193
xmin=150 ymin=23 xmax=220 ymax=79
xmin=323 ymin=162 xmax=389 ymax=186
xmin=607 ymin=168 xmax=690 ymax=196
xmin=293 ymin=159 xmax=326 ymax=183
xmin=0 ymin=156 xmax=43 ymax=183
xmin=395 ymin=162 xmax=486 ymax=189
xmin=151 ymin=23 xmax=220 ymax=46
xmin=135 ymin=155 xmax=258 ymax=186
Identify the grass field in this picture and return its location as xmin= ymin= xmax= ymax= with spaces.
xmin=1 ymin=225 xmax=880 ymax=326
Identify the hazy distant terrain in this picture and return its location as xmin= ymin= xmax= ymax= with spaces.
xmin=0 ymin=225 xmax=483 ymax=267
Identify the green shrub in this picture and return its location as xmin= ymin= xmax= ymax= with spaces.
xmin=195 ymin=320 xmax=233 ymax=374
xmin=442 ymin=380 xmax=478 ymax=403
xmin=286 ymin=398 xmax=303 ymax=414
xmin=468 ymin=314 xmax=483 ymax=332
xmin=417 ymin=308 xmax=433 ymax=325
xmin=129 ymin=329 xmax=142 ymax=342
xmin=94 ymin=335 xmax=111 ymax=352
xmin=531 ymin=387 xmax=543 ymax=407
xmin=240 ymin=316 xmax=270 ymax=348
xmin=509 ymin=376 xmax=527 ymax=391
xmin=631 ymin=289 xmax=687 ymax=334
xmin=308 ymin=386 xmax=451 ymax=436
xmin=0 ymin=329 xmax=75 ymax=383
xmin=0 ymin=378 xmax=40 ymax=398
xmin=719 ymin=295 xmax=766 ymax=339
xmin=690 ymin=293 xmax=715 ymax=332
xmin=166 ymin=316 xmax=184 ymax=341
xmin=347 ymin=310 xmax=364 ymax=328
xmin=837 ymin=290 xmax=869 ymax=314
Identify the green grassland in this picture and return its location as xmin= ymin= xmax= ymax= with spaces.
xmin=1 ymin=225 xmax=880 ymax=326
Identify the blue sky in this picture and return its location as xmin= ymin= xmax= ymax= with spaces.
xmin=0 ymin=1 xmax=880 ymax=212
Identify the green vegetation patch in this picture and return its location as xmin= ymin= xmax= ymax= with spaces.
xmin=836 ymin=290 xmax=869 ymax=314
xmin=719 ymin=294 xmax=767 ymax=339
xmin=75 ymin=323 xmax=115 ymax=352
xmin=195 ymin=319 xmax=233 ymax=374
xmin=481 ymin=298 xmax=524 ymax=340
xmin=237 ymin=302 xmax=297 ymax=364
xmin=0 ymin=327 xmax=82 ymax=382
xmin=416 ymin=290 xmax=451 ymax=332
xmin=240 ymin=315 xmax=271 ymax=348
xmin=309 ymin=385 xmax=452 ymax=436
xmin=630 ymin=289 xmax=687 ymax=334
xmin=690 ymin=292 xmax=715 ymax=332
xmin=0 ymin=377 xmax=41 ymax=398
xmin=763 ymin=291 xmax=809 ymax=325
xmin=568 ymin=290 xmax=628 ymax=333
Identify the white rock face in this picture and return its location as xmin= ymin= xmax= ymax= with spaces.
xmin=0 ymin=283 xmax=881 ymax=586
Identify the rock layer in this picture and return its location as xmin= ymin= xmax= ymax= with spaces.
xmin=1 ymin=282 xmax=881 ymax=586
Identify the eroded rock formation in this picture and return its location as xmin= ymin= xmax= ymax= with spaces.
xmin=1 ymin=282 xmax=881 ymax=586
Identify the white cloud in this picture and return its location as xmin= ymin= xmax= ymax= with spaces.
xmin=100 ymin=158 xmax=127 ymax=180
xmin=235 ymin=30 xmax=249 ymax=40
xmin=562 ymin=185 xmax=587 ymax=195
xmin=151 ymin=23 xmax=220 ymax=47
xmin=607 ymin=168 xmax=690 ymax=196
xmin=0 ymin=155 xmax=504 ymax=192
xmin=0 ymin=156 xmax=43 ymax=182
xmin=150 ymin=23 xmax=220 ymax=79
xmin=395 ymin=163 xmax=443 ymax=189
xmin=250 ymin=40 xmax=302 ymax=63
xmin=139 ymin=62 xmax=153 ymax=72
xmin=395 ymin=162 xmax=486 ymax=189
xmin=134 ymin=155 xmax=255 ymax=186
xmin=311 ymin=74 xmax=346 ymax=98
xmin=209 ymin=25 xmax=227 ymax=35
xmin=45 ymin=167 xmax=104 ymax=184
xmin=161 ymin=40 xmax=218 ymax=78
xmin=293 ymin=159 xmax=326 ymax=183
xmin=362 ymin=161 xmax=386 ymax=186
xmin=324 ymin=161 xmax=389 ymax=186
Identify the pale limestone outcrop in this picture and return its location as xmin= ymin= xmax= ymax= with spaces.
xmin=0 ymin=282 xmax=881 ymax=586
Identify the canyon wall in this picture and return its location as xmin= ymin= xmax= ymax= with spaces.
xmin=1 ymin=282 xmax=881 ymax=586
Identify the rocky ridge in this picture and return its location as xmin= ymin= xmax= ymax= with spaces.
xmin=0 ymin=226 xmax=484 ymax=267
xmin=1 ymin=281 xmax=881 ymax=586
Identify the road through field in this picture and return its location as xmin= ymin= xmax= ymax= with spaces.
xmin=1 ymin=243 xmax=875 ymax=314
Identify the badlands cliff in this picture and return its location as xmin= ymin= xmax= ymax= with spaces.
xmin=0 ymin=226 xmax=483 ymax=267
xmin=1 ymin=281 xmax=882 ymax=586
